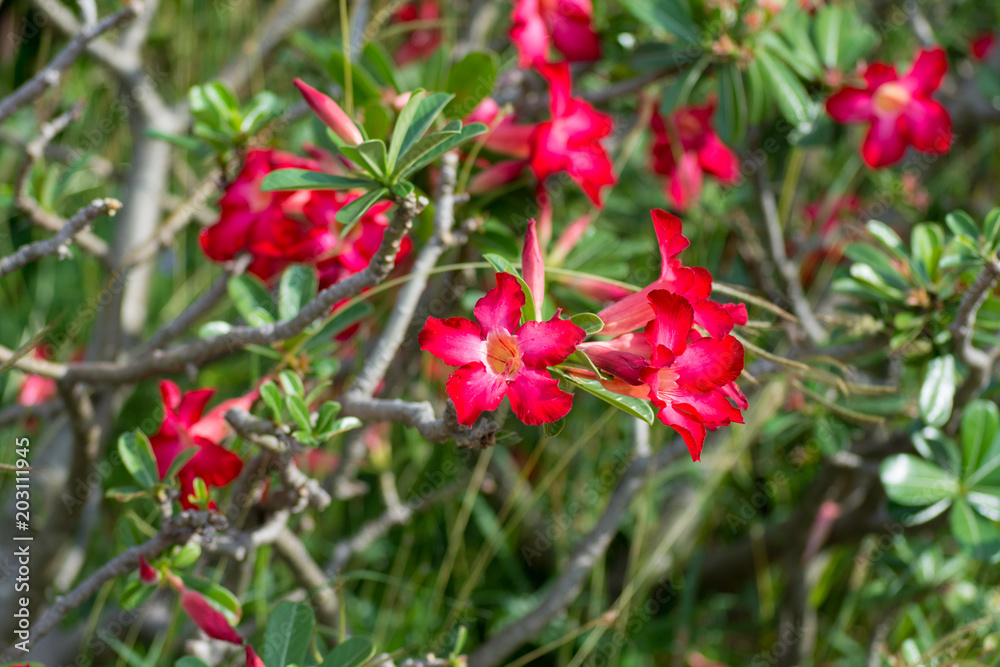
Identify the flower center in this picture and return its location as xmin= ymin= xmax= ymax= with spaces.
xmin=676 ymin=112 xmax=703 ymax=142
xmin=485 ymin=328 xmax=522 ymax=378
xmin=872 ymin=82 xmax=911 ymax=115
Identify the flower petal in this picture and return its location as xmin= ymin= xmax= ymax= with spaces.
xmin=522 ymin=218 xmax=546 ymax=317
xmin=644 ymin=290 xmax=695 ymax=362
xmin=697 ymin=133 xmax=740 ymax=183
xmin=667 ymin=152 xmax=703 ymax=211
xmin=517 ymin=316 xmax=585 ymax=367
xmin=656 ymin=402 xmax=707 ymax=461
xmin=673 ymin=336 xmax=745 ymax=393
xmin=825 ymin=87 xmax=873 ymax=123
xmin=181 ymin=590 xmax=243 ymax=645
xmin=903 ymin=47 xmax=947 ymax=96
xmin=864 ymin=63 xmax=898 ymax=89
xmin=446 ymin=363 xmax=508 ymax=426
xmin=511 ymin=0 xmax=550 ymax=67
xmin=246 ymin=646 xmax=266 ymax=667
xmin=693 ymin=299 xmax=736 ymax=339
xmin=538 ymin=61 xmax=573 ymax=118
xmin=191 ymin=389 xmax=259 ymax=443
xmin=419 ymin=317 xmax=485 ymax=367
xmin=548 ymin=11 xmax=601 ymax=62
xmin=902 ymin=98 xmax=953 ymax=153
xmin=474 ymin=273 xmax=525 ymax=334
xmin=507 ymin=368 xmax=575 ymax=425
xmin=861 ymin=115 xmax=908 ymax=168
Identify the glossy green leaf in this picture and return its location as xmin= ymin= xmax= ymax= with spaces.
xmin=228 ymin=274 xmax=276 ymax=326
xmin=240 ymin=91 xmax=284 ymax=135
xmin=880 ymin=454 xmax=958 ymax=506
xmin=261 ymin=169 xmax=375 ymax=192
xmin=198 ymin=321 xmax=232 ymax=339
xmin=715 ymin=62 xmax=747 ymax=146
xmin=315 ymin=401 xmax=342 ymax=435
xmin=322 ymin=636 xmax=376 ymax=667
xmin=286 ymin=394 xmax=312 ymax=433
xmin=919 ymin=355 xmax=956 ymax=427
xmin=171 ymin=542 xmax=202 ymax=569
xmin=570 ymin=313 xmax=604 ymax=335
xmin=362 ymin=41 xmax=399 ymax=91
xmin=340 ymin=140 xmax=389 ymax=179
xmin=961 ymin=400 xmax=1000 ymax=480
xmin=393 ymin=120 xmax=461 ymax=178
xmin=554 ymin=370 xmax=655 ymax=424
xmin=813 ymin=5 xmax=844 ymax=69
xmin=260 ymin=381 xmax=282 ymax=422
xmin=398 ymin=122 xmax=487 ymax=176
xmin=910 ymin=222 xmax=945 ymax=286
xmin=618 ymin=0 xmax=699 ymax=44
xmin=336 ymin=187 xmax=389 ymax=233
xmin=983 ymin=208 xmax=1000 ymax=251
xmin=866 ymin=220 xmax=909 ymax=263
xmin=756 ymin=50 xmax=815 ymax=128
xmin=262 ymin=601 xmax=315 ymax=667
xmin=118 ymin=432 xmax=159 ymax=490
xmin=746 ymin=57 xmax=769 ymax=124
xmin=950 ymin=499 xmax=1000 ymax=559
xmin=388 ymin=91 xmax=454 ymax=170
xmin=843 ymin=244 xmax=908 ymax=290
xmin=279 ymin=370 xmax=305 ymax=397
xmin=945 ymin=210 xmax=980 ymax=242
xmin=445 ymin=51 xmax=498 ymax=119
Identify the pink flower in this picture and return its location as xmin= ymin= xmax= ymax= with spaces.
xmin=825 ymin=48 xmax=953 ymax=168
xmin=17 ymin=348 xmax=57 ymax=407
xmin=649 ymin=102 xmax=740 ymax=211
xmin=530 ymin=63 xmax=615 ymax=206
xmin=467 ymin=98 xmax=537 ymax=159
xmin=138 ymin=555 xmax=159 ymax=585
xmin=200 ymin=149 xmax=400 ymax=284
xmin=418 ymin=273 xmax=585 ymax=426
xmin=510 ymin=0 xmax=601 ymax=67
xmin=294 ymin=79 xmax=363 ymax=145
xmin=150 ymin=381 xmax=257 ymax=510
xmin=596 ymin=210 xmax=747 ymax=338
xmin=971 ymin=33 xmax=997 ymax=62
xmin=181 ymin=589 xmax=244 ymax=645
xmin=581 ymin=290 xmax=747 ymax=460
xmin=393 ymin=0 xmax=442 ymax=65
xmin=522 ymin=218 xmax=545 ymax=316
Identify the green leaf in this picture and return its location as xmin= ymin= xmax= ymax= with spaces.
xmin=363 ymin=102 xmax=390 ymax=140
xmin=388 ymin=91 xmax=454 ymax=170
xmin=553 ymin=370 xmax=655 ymax=424
xmin=228 ymin=275 xmax=276 ymax=326
xmin=320 ymin=416 xmax=363 ymax=437
xmin=279 ymin=370 xmax=305 ymax=397
xmin=813 ymin=5 xmax=844 ymax=69
xmin=339 ymin=140 xmax=389 ymax=179
xmin=866 ymin=220 xmax=910 ymax=263
xmin=570 ymin=313 xmax=604 ymax=335
xmin=315 ymin=401 xmax=342 ymax=435
xmin=164 ymin=447 xmax=199 ymax=482
xmin=483 ymin=253 xmax=536 ymax=323
xmin=950 ymin=499 xmax=1000 ymax=560
xmin=961 ymin=400 xmax=1000 ymax=480
xmin=121 ymin=579 xmax=155 ymax=610
xmin=983 ymin=208 xmax=1000 ymax=252
xmin=397 ymin=122 xmax=487 ymax=177
xmin=746 ymin=57 xmax=769 ymax=125
xmin=176 ymin=657 xmax=212 ymax=667
xmin=880 ymin=454 xmax=958 ymax=506
xmin=445 ymin=52 xmax=498 ymax=120
xmin=171 ymin=542 xmax=202 ymax=569
xmin=661 ymin=55 xmax=710 ymax=114
xmin=118 ymin=432 xmax=159 ymax=489
xmin=306 ymin=302 xmax=375 ymax=347
xmin=756 ymin=50 xmax=816 ymax=128
xmin=278 ymin=264 xmax=318 ymax=321
xmin=336 ymin=187 xmax=389 ymax=233
xmin=910 ymin=223 xmax=945 ymax=286
xmin=322 ymin=636 xmax=376 ymax=667
xmin=919 ymin=355 xmax=956 ymax=427
xmin=145 ymin=129 xmax=208 ymax=154
xmin=618 ymin=0 xmax=699 ymax=44
xmin=847 ymin=264 xmax=906 ymax=302
xmin=715 ymin=62 xmax=747 ymax=146
xmin=769 ymin=13 xmax=823 ymax=80
xmin=198 ymin=321 xmax=232 ymax=338
xmin=392 ymin=120 xmax=462 ymax=178
xmin=287 ymin=395 xmax=312 ymax=433
xmin=179 ymin=575 xmax=242 ymax=624
xmin=239 ymin=91 xmax=284 ymax=135
xmin=843 ymin=244 xmax=908 ymax=290
xmin=945 ymin=210 xmax=980 ymax=243
xmin=362 ymin=41 xmax=399 ymax=91
xmin=261 ymin=169 xmax=375 ymax=192
xmin=260 ymin=380 xmax=283 ymax=422
xmin=262 ymin=601 xmax=315 ymax=667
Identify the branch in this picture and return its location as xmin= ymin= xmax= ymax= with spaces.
xmin=0 ymin=401 xmax=63 ymax=428
xmin=340 ymin=397 xmax=501 ymax=448
xmin=63 ymin=195 xmax=423 ymax=385
xmin=0 ymin=344 xmax=68 ymax=378
xmin=950 ymin=257 xmax=1000 ymax=408
xmin=0 ymin=5 xmax=140 ymax=125
xmin=0 ymin=199 xmax=121 ymax=279
xmin=755 ymin=169 xmax=827 ymax=344
xmin=0 ymin=511 xmax=221 ymax=661
xmin=273 ymin=528 xmax=340 ymax=628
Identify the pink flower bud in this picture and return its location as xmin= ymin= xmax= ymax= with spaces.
xmin=181 ymin=589 xmax=244 ymax=645
xmin=245 ymin=646 xmax=265 ymax=667
xmin=522 ymin=219 xmax=545 ymax=318
xmin=138 ymin=555 xmax=159 ymax=585
xmin=294 ymin=78 xmax=363 ymax=146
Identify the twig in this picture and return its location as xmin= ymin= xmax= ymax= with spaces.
xmin=0 ymin=5 xmax=140 ymax=125
xmin=0 ymin=199 xmax=121 ymax=279
xmin=340 ymin=397 xmax=500 ymax=448
xmin=755 ymin=170 xmax=827 ymax=344
xmin=0 ymin=401 xmax=63 ymax=428
xmin=63 ymin=195 xmax=423 ymax=385
xmin=950 ymin=257 xmax=1000 ymax=409
xmin=273 ymin=528 xmax=340 ymax=627
xmin=0 ymin=344 xmax=68 ymax=378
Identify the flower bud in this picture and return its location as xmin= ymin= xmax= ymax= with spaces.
xmin=294 ymin=78 xmax=363 ymax=146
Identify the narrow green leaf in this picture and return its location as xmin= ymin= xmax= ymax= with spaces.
xmin=618 ymin=0 xmax=699 ymax=44
xmin=945 ymin=210 xmax=980 ymax=243
xmin=198 ymin=321 xmax=232 ymax=339
xmin=260 ymin=381 xmax=282 ymax=422
xmin=398 ymin=122 xmax=487 ymax=176
xmin=279 ymin=370 xmax=305 ymax=397
xmin=866 ymin=220 xmax=910 ymax=263
xmin=814 ymin=5 xmax=843 ymax=69
xmin=118 ymin=432 xmax=159 ymax=489
xmin=950 ymin=499 xmax=1000 ymax=559
xmin=715 ymin=62 xmax=747 ymax=146
xmin=961 ymin=400 xmax=1000 ymax=479
xmin=287 ymin=395 xmax=312 ymax=433
xmin=315 ymin=401 xmax=342 ymax=435
xmin=362 ymin=41 xmax=399 ymax=91
xmin=570 ymin=313 xmax=604 ymax=335
xmin=389 ymin=91 xmax=454 ymax=170
xmin=756 ymin=50 xmax=815 ymax=128
xmin=919 ymin=355 xmax=956 ymax=427
xmin=661 ymin=55 xmax=710 ymax=114
xmin=746 ymin=57 xmax=768 ymax=125
xmin=335 ymin=187 xmax=389 ymax=233
xmin=261 ymin=169 xmax=375 ymax=192
xmin=554 ymin=370 xmax=656 ymax=424
xmin=393 ymin=121 xmax=461 ymax=178
xmin=228 ymin=274 xmax=276 ymax=326
xmin=910 ymin=223 xmax=945 ymax=286
xmin=121 ymin=580 xmax=155 ymax=611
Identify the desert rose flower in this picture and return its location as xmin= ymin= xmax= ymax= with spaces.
xmin=150 ymin=381 xmax=257 ymax=510
xmin=293 ymin=78 xmax=363 ymax=145
xmin=825 ymin=47 xmax=953 ymax=168
xmin=530 ymin=62 xmax=615 ymax=206
xmin=649 ymin=102 xmax=740 ymax=211
xmin=419 ymin=273 xmax=585 ymax=426
xmin=510 ymin=0 xmax=601 ymax=67
xmin=596 ymin=209 xmax=747 ymax=338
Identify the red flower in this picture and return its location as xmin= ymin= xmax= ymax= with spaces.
xmin=419 ymin=273 xmax=585 ymax=426
xmin=530 ymin=63 xmax=615 ymax=206
xmin=511 ymin=0 xmax=601 ymax=67
xmin=393 ymin=0 xmax=442 ymax=65
xmin=649 ymin=102 xmax=740 ymax=211
xmin=150 ymin=381 xmax=256 ymax=510
xmin=200 ymin=149 xmax=400 ymax=285
xmin=825 ymin=48 xmax=953 ymax=168
xmin=971 ymin=33 xmax=997 ymax=61
xmin=294 ymin=79 xmax=362 ymax=145
xmin=581 ymin=290 xmax=747 ymax=460
xmin=181 ymin=589 xmax=244 ymax=645
xmin=138 ymin=555 xmax=159 ymax=585
xmin=596 ymin=210 xmax=747 ymax=338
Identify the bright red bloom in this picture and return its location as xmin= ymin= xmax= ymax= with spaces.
xmin=530 ymin=63 xmax=615 ymax=206
xmin=971 ymin=33 xmax=997 ymax=61
xmin=17 ymin=348 xmax=57 ymax=407
xmin=200 ymin=149 xmax=399 ymax=285
xmin=597 ymin=210 xmax=747 ymax=338
xmin=181 ymin=589 xmax=243 ymax=645
xmin=150 ymin=381 xmax=256 ymax=510
xmin=419 ymin=273 xmax=585 ymax=426
xmin=510 ymin=0 xmax=600 ymax=67
xmin=294 ymin=79 xmax=362 ymax=145
xmin=650 ymin=102 xmax=740 ymax=211
xmin=393 ymin=0 xmax=442 ymax=65
xmin=825 ymin=48 xmax=953 ymax=168
xmin=581 ymin=290 xmax=747 ymax=460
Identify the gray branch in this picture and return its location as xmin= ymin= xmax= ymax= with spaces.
xmin=951 ymin=257 xmax=1000 ymax=409
xmin=340 ymin=397 xmax=501 ymax=448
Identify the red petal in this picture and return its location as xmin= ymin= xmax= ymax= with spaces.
xmin=517 ymin=316 xmax=585 ymax=367
xmin=902 ymin=47 xmax=947 ymax=96
xmin=246 ymin=646 xmax=266 ymax=667
xmin=902 ymin=98 xmax=953 ymax=153
xmin=183 ymin=440 xmax=244 ymax=489
xmin=538 ymin=61 xmax=573 ymax=118
xmin=159 ymin=380 xmax=182 ymax=415
xmin=651 ymin=209 xmax=690 ymax=275
xmin=656 ymin=402 xmax=707 ymax=461
xmin=474 ymin=273 xmax=525 ymax=333
xmin=446 ymin=363 xmax=508 ymax=426
xmin=419 ymin=317 xmax=485 ymax=367
xmin=522 ymin=219 xmax=546 ymax=317
xmin=864 ymin=63 xmax=898 ymax=89
xmin=693 ymin=299 xmax=736 ymax=339
xmin=507 ymin=368 xmax=575 ymax=425
xmin=644 ymin=290 xmax=695 ymax=360
xmin=191 ymin=389 xmax=259 ymax=443
xmin=181 ymin=590 xmax=243 ymax=645
xmin=511 ymin=0 xmax=549 ymax=67
xmin=673 ymin=336 xmax=745 ymax=393
xmin=698 ymin=133 xmax=740 ymax=183
xmin=723 ymin=302 xmax=748 ymax=326
xmin=684 ymin=388 xmax=745 ymax=427
xmin=667 ymin=152 xmax=703 ymax=211
xmin=825 ymin=87 xmax=873 ymax=123
xmin=139 ymin=555 xmax=159 ymax=585
xmin=549 ymin=13 xmax=601 ymax=62
xmin=861 ymin=115 xmax=908 ymax=168
xmin=566 ymin=142 xmax=615 ymax=206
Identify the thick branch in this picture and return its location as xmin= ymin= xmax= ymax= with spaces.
xmin=340 ymin=397 xmax=500 ymax=448
xmin=273 ymin=528 xmax=340 ymax=628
